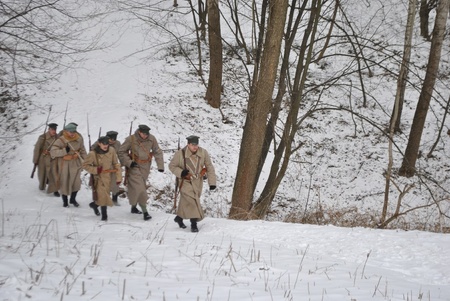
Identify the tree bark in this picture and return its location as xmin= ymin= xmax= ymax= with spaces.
xmin=399 ymin=0 xmax=449 ymax=177
xmin=252 ymin=0 xmax=322 ymax=218
xmin=389 ymin=0 xmax=416 ymax=132
xmin=229 ymin=0 xmax=288 ymax=220
xmin=205 ymin=0 xmax=223 ymax=108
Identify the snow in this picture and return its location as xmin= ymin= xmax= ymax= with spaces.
xmin=1 ymin=0 xmax=450 ymax=300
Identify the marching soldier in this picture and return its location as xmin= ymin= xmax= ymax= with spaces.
xmin=50 ymin=122 xmax=87 ymax=207
xmin=91 ymin=130 xmax=122 ymax=205
xmin=32 ymin=123 xmax=60 ymax=196
xmin=83 ymin=136 xmax=122 ymax=221
xmin=118 ymin=124 xmax=164 ymax=221
xmin=169 ymin=135 xmax=217 ymax=232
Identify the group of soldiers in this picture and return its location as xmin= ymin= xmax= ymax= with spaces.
xmin=33 ymin=122 xmax=217 ymax=232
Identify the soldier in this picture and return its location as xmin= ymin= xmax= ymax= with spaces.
xmin=82 ymin=136 xmax=122 ymax=221
xmin=118 ymin=124 xmax=164 ymax=221
xmin=106 ymin=131 xmax=123 ymax=205
xmin=91 ymin=130 xmax=122 ymax=205
xmin=50 ymin=122 xmax=87 ymax=207
xmin=32 ymin=123 xmax=60 ymax=196
xmin=169 ymin=135 xmax=217 ymax=232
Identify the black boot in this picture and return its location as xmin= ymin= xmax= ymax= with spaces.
xmin=131 ymin=206 xmax=142 ymax=214
xmin=174 ymin=216 xmax=186 ymax=229
xmin=89 ymin=202 xmax=100 ymax=216
xmin=53 ymin=191 xmax=60 ymax=197
xmin=190 ymin=218 xmax=198 ymax=232
xmin=69 ymin=191 xmax=79 ymax=207
xmin=62 ymin=195 xmax=69 ymax=207
xmin=143 ymin=212 xmax=152 ymax=221
xmin=112 ymin=193 xmax=120 ymax=206
xmin=101 ymin=206 xmax=107 ymax=221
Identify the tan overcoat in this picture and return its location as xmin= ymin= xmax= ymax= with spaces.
xmin=50 ymin=131 xmax=87 ymax=196
xmin=91 ymin=140 xmax=122 ymax=194
xmin=33 ymin=132 xmax=58 ymax=193
xmin=118 ymin=130 xmax=164 ymax=207
xmin=169 ymin=146 xmax=216 ymax=221
xmin=82 ymin=147 xmax=122 ymax=206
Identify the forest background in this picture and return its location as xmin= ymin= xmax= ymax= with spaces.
xmin=1 ymin=0 xmax=450 ymax=232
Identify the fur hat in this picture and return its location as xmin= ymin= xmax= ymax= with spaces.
xmin=64 ymin=123 xmax=77 ymax=132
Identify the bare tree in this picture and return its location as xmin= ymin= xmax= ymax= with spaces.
xmin=399 ymin=0 xmax=449 ymax=177
xmin=229 ymin=0 xmax=288 ymax=220
xmin=389 ymin=0 xmax=416 ymax=133
xmin=205 ymin=0 xmax=222 ymax=108
xmin=252 ymin=0 xmax=322 ymax=218
xmin=0 ymin=0 xmax=105 ymax=93
xmin=419 ymin=0 xmax=438 ymax=40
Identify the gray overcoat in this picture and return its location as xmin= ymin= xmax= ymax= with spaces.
xmin=50 ymin=131 xmax=87 ymax=196
xmin=33 ymin=132 xmax=58 ymax=193
xmin=169 ymin=146 xmax=216 ymax=221
xmin=118 ymin=130 xmax=164 ymax=207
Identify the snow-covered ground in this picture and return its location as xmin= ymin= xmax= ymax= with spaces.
xmin=1 ymin=0 xmax=449 ymax=300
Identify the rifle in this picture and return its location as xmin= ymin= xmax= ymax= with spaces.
xmin=173 ymin=138 xmax=181 ymax=211
xmin=63 ymin=101 xmax=68 ymax=129
xmin=31 ymin=105 xmax=52 ymax=178
xmin=98 ymin=127 xmax=101 ymax=139
xmin=123 ymin=121 xmax=133 ymax=186
xmin=86 ymin=113 xmax=96 ymax=200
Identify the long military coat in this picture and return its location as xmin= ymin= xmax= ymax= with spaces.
xmin=169 ymin=146 xmax=216 ymax=221
xmin=118 ymin=130 xmax=164 ymax=207
xmin=91 ymin=140 xmax=122 ymax=194
xmin=50 ymin=131 xmax=87 ymax=196
xmin=82 ymin=147 xmax=122 ymax=206
xmin=33 ymin=132 xmax=58 ymax=193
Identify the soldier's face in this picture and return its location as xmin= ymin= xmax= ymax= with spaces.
xmin=66 ymin=131 xmax=76 ymax=138
xmin=138 ymin=131 xmax=149 ymax=139
xmin=99 ymin=142 xmax=109 ymax=151
xmin=49 ymin=128 xmax=57 ymax=137
xmin=187 ymin=143 xmax=199 ymax=153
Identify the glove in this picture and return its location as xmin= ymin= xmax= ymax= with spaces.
xmin=210 ymin=185 xmax=216 ymax=191
xmin=97 ymin=166 xmax=103 ymax=174
xmin=65 ymin=145 xmax=70 ymax=153
xmin=158 ymin=169 xmax=164 ymax=173
xmin=181 ymin=169 xmax=189 ymax=178
xmin=130 ymin=161 xmax=138 ymax=168
xmin=116 ymin=181 xmax=121 ymax=185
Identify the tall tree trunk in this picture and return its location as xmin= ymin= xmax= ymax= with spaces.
xmin=419 ymin=0 xmax=431 ymax=40
xmin=229 ymin=0 xmax=288 ymax=220
xmin=255 ymin=0 xmax=308 ymax=191
xmin=252 ymin=0 xmax=322 ymax=218
xmin=389 ymin=0 xmax=416 ymax=133
xmin=399 ymin=0 xmax=449 ymax=177
xmin=205 ymin=0 xmax=223 ymax=108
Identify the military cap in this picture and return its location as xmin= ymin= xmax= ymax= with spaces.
xmin=98 ymin=136 xmax=110 ymax=145
xmin=138 ymin=124 xmax=150 ymax=134
xmin=64 ymin=123 xmax=77 ymax=132
xmin=47 ymin=123 xmax=58 ymax=129
xmin=106 ymin=131 xmax=118 ymax=140
xmin=186 ymin=135 xmax=200 ymax=145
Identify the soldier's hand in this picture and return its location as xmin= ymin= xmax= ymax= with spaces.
xmin=116 ymin=181 xmax=121 ymax=185
xmin=130 ymin=161 xmax=138 ymax=168
xmin=158 ymin=169 xmax=164 ymax=173
xmin=97 ymin=166 xmax=103 ymax=174
xmin=210 ymin=185 xmax=216 ymax=191
xmin=181 ymin=169 xmax=189 ymax=178
xmin=65 ymin=145 xmax=70 ymax=153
